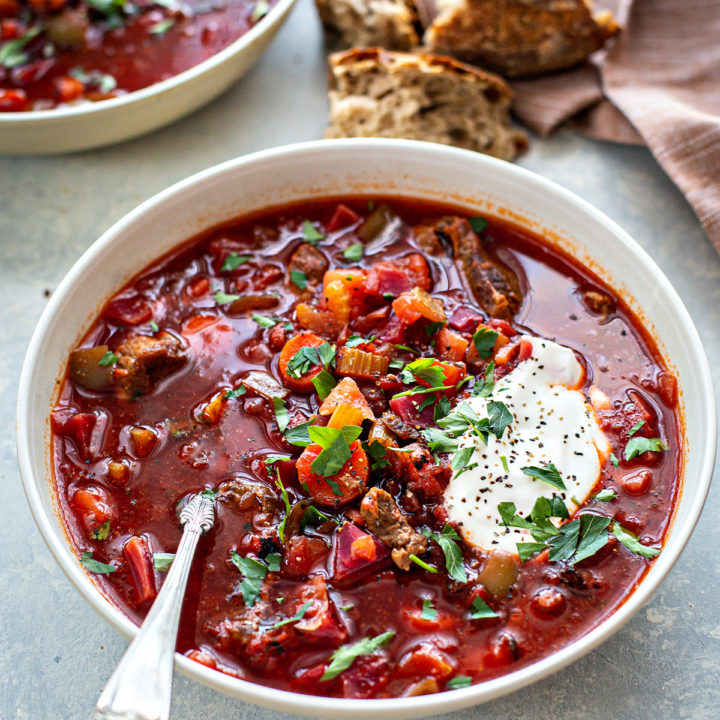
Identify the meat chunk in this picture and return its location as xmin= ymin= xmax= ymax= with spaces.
xmin=582 ymin=289 xmax=614 ymax=316
xmin=217 ymin=476 xmax=279 ymax=523
xmin=415 ymin=216 xmax=521 ymax=319
xmin=360 ymin=487 xmax=427 ymax=570
xmin=381 ymin=410 xmax=423 ymax=440
xmin=289 ymin=243 xmax=329 ymax=286
xmin=113 ymin=332 xmax=187 ymax=395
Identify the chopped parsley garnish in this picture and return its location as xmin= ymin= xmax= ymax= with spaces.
xmin=275 ymin=474 xmax=292 ymax=542
xmin=472 ymin=361 xmax=495 ymax=397
xmin=80 ymin=551 xmax=116 ymax=574
xmin=225 ymin=385 xmax=246 ymax=399
xmin=272 ymin=396 xmax=289 ymax=432
xmin=320 ymin=632 xmax=395 ymax=681
xmin=214 ymin=290 xmax=240 ymax=305
xmin=200 ymin=489 xmax=217 ymax=501
xmin=299 ymin=505 xmax=333 ymax=533
xmin=287 ymin=342 xmax=335 ymax=378
xmin=470 ymin=595 xmax=499 ymax=619
xmin=266 ymin=600 xmax=313 ymax=631
xmin=290 ymin=269 xmax=307 ymax=290
xmin=451 ymin=446 xmax=475 ymax=478
xmin=468 ymin=216 xmax=488 ymax=233
xmin=399 ymin=358 xmax=447 ymax=387
xmin=420 ymin=598 xmax=437 ymax=621
xmin=308 ymin=425 xmax=362 ymax=477
xmin=434 ymin=395 xmax=451 ymax=421
xmin=624 ymin=436 xmax=668 ymax=461
xmin=0 ymin=26 xmax=42 ymax=69
xmin=343 ymin=242 xmax=364 ymax=262
xmin=98 ymin=351 xmax=118 ymax=367
xmin=612 ymin=523 xmax=661 ymax=558
xmin=152 ymin=553 xmax=175 ymax=571
xmin=265 ymin=553 xmax=282 ymax=572
xmin=312 ymin=369 xmax=337 ymax=400
xmin=425 ymin=321 xmax=445 ymax=339
xmin=609 ymin=452 xmax=620 ymax=468
xmin=230 ymin=551 xmax=269 ymax=607
xmin=422 ymin=525 xmax=467 ymax=583
xmin=302 ymin=220 xmax=324 ymax=244
xmin=346 ymin=335 xmax=374 ymax=348
xmin=90 ymin=520 xmax=110 ymax=541
xmin=594 ymin=488 xmax=617 ymax=502
xmin=364 ymin=439 xmax=389 ymax=470
xmin=394 ymin=343 xmax=419 ymax=355
xmin=446 ymin=675 xmax=473 ymax=690
xmin=472 ymin=327 xmax=498 ymax=358
xmin=500 ymin=455 xmax=509 ymax=474
xmin=522 ymin=462 xmax=566 ymax=491
xmin=221 ymin=252 xmax=251 ymax=272
xmin=409 ymin=554 xmax=438 ymax=573
xmin=264 ymin=453 xmax=291 ymax=466
xmin=149 ymin=321 xmax=159 ymax=333
xmin=284 ymin=419 xmax=315 ymax=447
xmin=486 ymin=400 xmax=513 ymax=439
xmin=252 ymin=314 xmax=277 ymax=328
xmin=628 ymin=420 xmax=646 ymax=437
xmin=149 ymin=18 xmax=174 ymax=34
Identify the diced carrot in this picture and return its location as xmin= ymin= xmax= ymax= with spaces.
xmin=327 ymin=403 xmax=366 ymax=429
xmin=182 ymin=314 xmax=220 ymax=334
xmin=278 ymin=332 xmax=326 ymax=393
xmin=350 ymin=534 xmax=377 ymax=562
xmin=319 ymin=377 xmax=375 ymax=421
xmin=402 ymin=606 xmax=455 ymax=632
xmin=129 ymin=426 xmax=158 ymax=458
xmin=70 ymin=486 xmax=115 ymax=537
xmin=295 ymin=302 xmax=342 ymax=335
xmin=196 ymin=389 xmax=227 ymax=425
xmin=297 ymin=441 xmax=369 ymax=507
xmin=123 ymin=535 xmax=156 ymax=604
xmin=397 ymin=644 xmax=455 ymax=680
xmin=436 ymin=327 xmax=469 ymax=362
xmin=107 ymin=460 xmax=131 ymax=486
xmin=186 ymin=649 xmax=218 ymax=669
xmin=55 ymin=75 xmax=84 ymax=102
xmin=186 ymin=276 xmax=210 ymax=298
xmin=392 ymin=287 xmax=446 ymax=325
xmin=321 ymin=269 xmax=366 ymax=325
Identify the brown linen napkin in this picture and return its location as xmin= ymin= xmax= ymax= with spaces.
xmin=510 ymin=0 xmax=720 ymax=252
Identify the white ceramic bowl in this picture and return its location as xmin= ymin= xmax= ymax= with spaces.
xmin=0 ymin=0 xmax=296 ymax=155
xmin=17 ymin=139 xmax=716 ymax=718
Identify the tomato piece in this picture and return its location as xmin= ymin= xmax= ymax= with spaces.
xmin=405 ymin=444 xmax=450 ymax=499
xmin=278 ymin=332 xmax=326 ymax=393
xmin=327 ymin=204 xmax=361 ymax=232
xmin=55 ymin=75 xmax=84 ymax=102
xmin=284 ymin=535 xmax=330 ymax=577
xmin=297 ymin=441 xmax=369 ymax=507
xmin=0 ymin=87 xmax=28 ymax=111
xmin=62 ymin=412 xmax=97 ymax=460
xmin=436 ymin=327 xmax=469 ymax=362
xmin=319 ymin=377 xmax=374 ymax=421
xmin=123 ymin=535 xmax=156 ymax=604
xmin=392 ymin=287 xmax=445 ymax=325
xmin=104 ymin=296 xmax=153 ymax=326
xmin=70 ymin=486 xmax=115 ymax=537
xmin=449 ymin=306 xmax=483 ymax=332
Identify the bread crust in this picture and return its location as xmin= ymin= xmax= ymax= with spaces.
xmin=424 ymin=0 xmax=620 ymax=78
xmin=326 ymin=47 xmax=528 ymax=161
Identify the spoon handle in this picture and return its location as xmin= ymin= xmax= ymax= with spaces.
xmin=93 ymin=494 xmax=214 ymax=720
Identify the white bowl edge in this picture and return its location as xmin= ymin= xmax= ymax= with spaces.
xmin=16 ymin=139 xmax=716 ymax=718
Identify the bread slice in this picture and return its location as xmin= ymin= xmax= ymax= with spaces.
xmin=315 ymin=0 xmax=420 ymax=50
xmin=326 ymin=48 xmax=528 ymax=161
xmin=424 ymin=0 xmax=620 ymax=78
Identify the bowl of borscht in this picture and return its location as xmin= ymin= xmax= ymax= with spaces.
xmin=17 ymin=139 xmax=715 ymax=718
xmin=0 ymin=0 xmax=296 ymax=153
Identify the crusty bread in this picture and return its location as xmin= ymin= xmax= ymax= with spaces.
xmin=424 ymin=0 xmax=620 ymax=78
xmin=326 ymin=48 xmax=528 ymax=161
xmin=315 ymin=0 xmax=420 ymax=51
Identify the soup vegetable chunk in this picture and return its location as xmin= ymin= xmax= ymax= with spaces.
xmin=0 ymin=0 xmax=275 ymax=112
xmin=51 ymin=198 xmax=681 ymax=698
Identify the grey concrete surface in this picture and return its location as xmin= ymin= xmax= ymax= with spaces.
xmin=1 ymin=1 xmax=719 ymax=718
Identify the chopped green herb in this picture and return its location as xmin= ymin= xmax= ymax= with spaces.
xmin=612 ymin=523 xmax=660 ymax=558
xmin=610 ymin=452 xmax=619 ymax=468
xmin=230 ymin=551 xmax=268 ymax=606
xmin=472 ymin=361 xmax=495 ymax=397
xmin=400 ymin=357 xmax=447 ymax=387
xmin=522 ymin=462 xmax=566 ymax=491
xmin=214 ymin=290 xmax=240 ymax=305
xmin=469 ymin=216 xmax=488 ymax=233
xmin=487 ymin=400 xmax=513 ymax=439
xmin=346 ymin=335 xmax=374 ymax=348
xmin=80 ymin=551 xmax=116 ymax=574
xmin=594 ymin=488 xmax=617 ymax=502
xmin=287 ymin=342 xmax=335 ymax=378
xmin=153 ymin=553 xmax=175 ymax=571
xmin=624 ymin=436 xmax=668 ymax=461
xmin=0 ymin=26 xmax=42 ymax=69
xmin=394 ymin=343 xmax=418 ymax=355
xmin=409 ymin=553 xmax=438 ymax=573
xmin=299 ymin=505 xmax=333 ymax=533
xmin=308 ymin=425 xmax=362 ymax=477
xmin=574 ymin=514 xmax=611 ymax=562
xmin=312 ymin=369 xmax=337 ymax=400
xmin=447 ymin=675 xmax=473 ymax=690
xmin=284 ymin=419 xmax=315 ymax=447
xmin=290 ymin=269 xmax=308 ymax=290
xmin=339 ymin=604 xmax=354 ymax=611
xmin=434 ymin=395 xmax=451 ymax=421
xmin=272 ymin=397 xmax=289 ymax=432
xmin=420 ymin=598 xmax=437 ymax=621
xmin=250 ymin=0 xmax=270 ymax=21
xmin=451 ymin=446 xmax=475 ymax=478
xmin=320 ymin=632 xmax=395 ymax=681
xmin=500 ymin=455 xmax=509 ymax=474
xmin=275 ymin=474 xmax=292 ymax=543
xmin=418 ymin=394 xmax=436 ymax=412
xmin=98 ymin=351 xmax=118 ymax=367
xmin=149 ymin=321 xmax=159 ymax=333
xmin=149 ymin=18 xmax=174 ymax=34
xmin=200 ymin=489 xmax=217 ymax=501
xmin=472 ymin=327 xmax=498 ymax=359
xmin=264 ymin=453 xmax=291 ymax=466
xmin=422 ymin=525 xmax=467 ymax=583
xmin=225 ymin=385 xmax=246 ymax=399
xmin=252 ymin=314 xmax=277 ymax=328
xmin=383 ymin=292 xmax=394 ymax=301
xmin=90 ymin=520 xmax=110 ymax=541
xmin=628 ymin=420 xmax=646 ymax=437
xmin=470 ymin=595 xmax=499 ymax=619
xmin=365 ymin=439 xmax=389 ymax=470
xmin=302 ymin=220 xmax=324 ymax=244
xmin=266 ymin=600 xmax=313 ymax=630
xmin=265 ymin=553 xmax=282 ymax=572
xmin=425 ymin=321 xmax=445 ymax=339
xmin=221 ymin=253 xmax=251 ymax=272
xmin=343 ymin=242 xmax=364 ymax=262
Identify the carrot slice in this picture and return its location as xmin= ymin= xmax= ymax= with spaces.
xmin=278 ymin=332 xmax=327 ymax=393
xmin=318 ymin=377 xmax=374 ymax=421
xmin=392 ymin=287 xmax=446 ymax=325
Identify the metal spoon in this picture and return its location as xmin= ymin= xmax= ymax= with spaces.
xmin=93 ymin=493 xmax=215 ymax=720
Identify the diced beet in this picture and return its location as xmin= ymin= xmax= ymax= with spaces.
xmin=327 ymin=204 xmax=361 ymax=232
xmin=332 ymin=522 xmax=390 ymax=582
xmin=285 ymin=535 xmax=330 ymax=577
xmin=366 ymin=262 xmax=413 ymax=298
xmin=376 ymin=315 xmax=406 ymax=344
xmin=104 ymin=296 xmax=153 ymax=326
xmin=62 ymin=412 xmax=97 ymax=460
xmin=276 ymin=458 xmax=298 ymax=487
xmin=449 ymin=306 xmax=484 ymax=332
xmin=389 ymin=395 xmax=436 ymax=428
xmin=123 ymin=535 xmax=156 ymax=604
xmin=353 ymin=305 xmax=391 ymax=335
xmin=342 ymin=654 xmax=391 ymax=699
xmin=488 ymin=318 xmax=517 ymax=337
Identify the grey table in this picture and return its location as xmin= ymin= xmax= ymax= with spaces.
xmin=2 ymin=2 xmax=719 ymax=719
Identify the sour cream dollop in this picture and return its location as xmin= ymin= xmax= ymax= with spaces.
xmin=444 ymin=336 xmax=611 ymax=553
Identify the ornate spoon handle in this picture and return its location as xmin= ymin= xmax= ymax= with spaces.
xmin=93 ymin=494 xmax=215 ymax=720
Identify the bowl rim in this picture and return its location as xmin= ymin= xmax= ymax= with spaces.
xmin=0 ymin=0 xmax=296 ymax=125
xmin=16 ymin=139 xmax=717 ymax=718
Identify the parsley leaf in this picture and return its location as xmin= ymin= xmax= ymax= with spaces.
xmin=0 ymin=26 xmax=41 ymax=69
xmin=522 ymin=462 xmax=566 ymax=491
xmin=434 ymin=395 xmax=451 ymax=421
xmin=221 ymin=253 xmax=250 ymax=272
xmin=264 ymin=453 xmax=291 ymax=466
xmin=447 ymin=675 xmax=473 ymax=689
xmin=275 ymin=474 xmax=292 ymax=542
xmin=302 ymin=220 xmax=324 ymax=244
xmin=272 ymin=397 xmax=289 ymax=432
xmin=149 ymin=321 xmax=159 ymax=333
xmin=628 ymin=420 xmax=646 ymax=437
xmin=487 ymin=400 xmax=513 ymax=439
xmin=420 ymin=598 xmax=437 ymax=621
xmin=574 ymin=514 xmax=611 ymax=563
xmin=472 ymin=361 xmax=495 ymax=397
xmin=98 ymin=351 xmax=118 ymax=367
xmin=225 ymin=385 xmax=246 ymax=399
xmin=287 ymin=342 xmax=335 ymax=378
xmin=409 ymin=554 xmax=438 ymax=573
xmin=265 ymin=553 xmax=282 ymax=572
xmin=265 ymin=599 xmax=313 ymax=630
xmin=609 ymin=452 xmax=620 ymax=468
xmin=400 ymin=358 xmax=447 ymax=387
xmin=312 ymin=369 xmax=337 ymax=400
xmin=469 ymin=216 xmax=488 ymax=233
xmin=299 ymin=505 xmax=333 ymax=533
xmin=612 ymin=523 xmax=660 ymax=558
xmin=290 ymin=269 xmax=307 ymax=290
xmin=346 ymin=335 xmax=374 ymax=348
xmin=321 ymin=632 xmax=395 ymax=681
xmin=308 ymin=425 xmax=362 ymax=477
xmin=624 ymin=437 xmax=668 ymax=461
xmin=80 ymin=552 xmax=116 ymax=574
xmin=594 ymin=488 xmax=617 ymax=502
xmin=90 ymin=520 xmax=110 ymax=541
xmin=421 ymin=426 xmax=458 ymax=453
xmin=365 ymin=439 xmax=389 ymax=470
xmin=451 ymin=446 xmax=475 ymax=478
xmin=214 ymin=290 xmax=240 ymax=305
xmin=343 ymin=242 xmax=364 ymax=262
xmin=252 ymin=314 xmax=277 ymax=328
xmin=517 ymin=542 xmax=549 ymax=562
xmin=422 ymin=525 xmax=467 ymax=583
xmin=470 ymin=595 xmax=498 ymax=619
xmin=284 ymin=419 xmax=315 ymax=447
xmin=153 ymin=552 xmax=175 ymax=571
xmin=472 ymin=327 xmax=498 ymax=358
xmin=230 ymin=551 xmax=268 ymax=606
